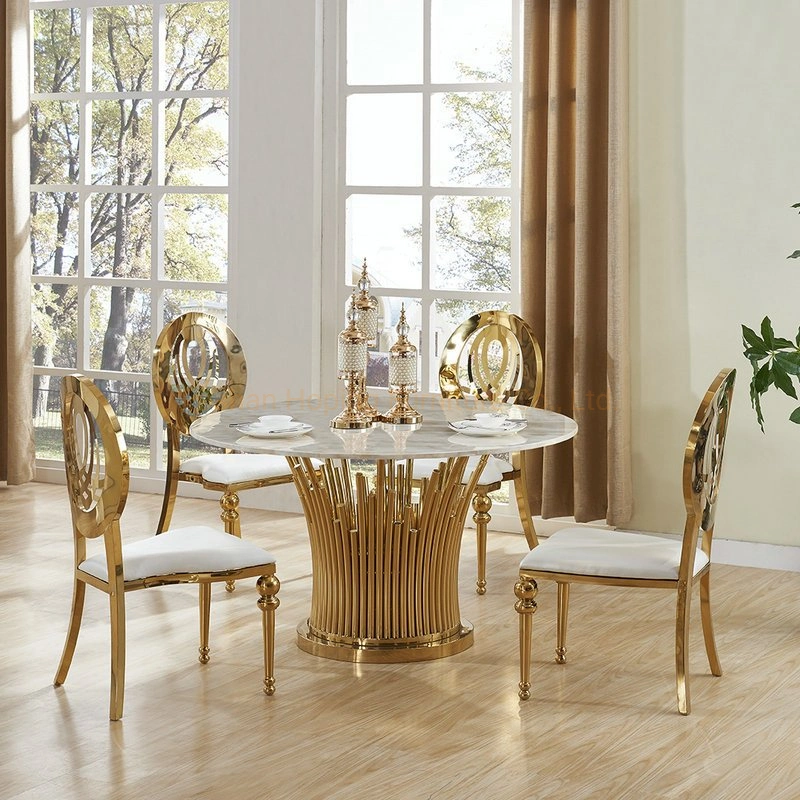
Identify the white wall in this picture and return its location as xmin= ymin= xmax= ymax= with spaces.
xmin=234 ymin=1 xmax=322 ymax=405
xmin=232 ymin=1 xmax=323 ymax=512
xmin=630 ymin=0 xmax=800 ymax=545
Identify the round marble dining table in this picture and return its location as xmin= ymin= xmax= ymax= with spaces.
xmin=191 ymin=396 xmax=577 ymax=663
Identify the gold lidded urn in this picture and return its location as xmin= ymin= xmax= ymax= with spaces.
xmin=331 ymin=292 xmax=373 ymax=429
xmin=382 ymin=303 xmax=422 ymax=425
xmin=353 ymin=258 xmax=380 ymax=421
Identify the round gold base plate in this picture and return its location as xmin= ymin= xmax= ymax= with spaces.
xmin=295 ymin=620 xmax=474 ymax=663
xmin=329 ymin=417 xmax=372 ymax=429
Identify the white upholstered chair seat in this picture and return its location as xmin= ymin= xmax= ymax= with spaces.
xmin=79 ymin=526 xmax=277 ymax=582
xmin=412 ymin=455 xmax=508 ymax=487
xmin=180 ymin=453 xmax=295 ymax=484
xmin=520 ymin=527 xmax=709 ymax=581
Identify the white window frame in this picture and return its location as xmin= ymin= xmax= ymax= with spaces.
xmin=30 ymin=0 xmax=237 ymax=479
xmin=320 ymin=0 xmax=523 ymax=400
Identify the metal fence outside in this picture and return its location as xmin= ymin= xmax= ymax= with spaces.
xmin=33 ymin=382 xmax=151 ymax=442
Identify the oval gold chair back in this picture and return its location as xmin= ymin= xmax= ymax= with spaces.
xmin=153 ymin=311 xmax=246 ymax=437
xmin=61 ymin=373 xmax=130 ymax=542
xmin=439 ymin=310 xmax=543 ymax=407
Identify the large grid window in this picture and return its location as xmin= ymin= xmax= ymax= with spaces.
xmin=336 ymin=0 xmax=522 ymax=392
xmin=30 ymin=0 xmax=230 ymax=470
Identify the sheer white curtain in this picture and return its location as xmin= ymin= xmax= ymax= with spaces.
xmin=1 ymin=0 xmax=35 ymax=484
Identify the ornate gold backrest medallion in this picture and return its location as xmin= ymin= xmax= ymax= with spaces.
xmin=153 ymin=312 xmax=247 ymax=436
xmin=683 ymin=369 xmax=736 ymax=533
xmin=61 ymin=374 xmax=130 ymax=540
xmin=439 ymin=310 xmax=543 ymax=407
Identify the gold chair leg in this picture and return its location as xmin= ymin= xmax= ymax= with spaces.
xmin=514 ymin=578 xmax=538 ymax=700
xmin=108 ymin=590 xmax=126 ymax=721
xmin=199 ymin=583 xmax=211 ymax=664
xmin=699 ymin=571 xmax=722 ymax=676
xmin=257 ymin=575 xmax=281 ymax=696
xmin=556 ymin=582 xmax=569 ymax=664
xmin=675 ymin=582 xmax=693 ymax=716
xmin=512 ymin=452 xmax=538 ymax=549
xmin=54 ymin=578 xmax=86 ymax=686
xmin=472 ymin=491 xmax=492 ymax=595
xmin=220 ymin=490 xmax=241 ymax=592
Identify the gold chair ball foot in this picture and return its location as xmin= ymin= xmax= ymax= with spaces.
xmin=225 ymin=580 xmax=236 ymax=593
xmin=555 ymin=648 xmax=567 ymax=664
xmin=198 ymin=647 xmax=210 ymax=664
xmin=263 ymin=678 xmax=276 ymax=696
xmin=518 ymin=682 xmax=531 ymax=701
xmin=476 ymin=581 xmax=487 ymax=596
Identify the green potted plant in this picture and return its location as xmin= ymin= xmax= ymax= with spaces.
xmin=742 ymin=202 xmax=800 ymax=430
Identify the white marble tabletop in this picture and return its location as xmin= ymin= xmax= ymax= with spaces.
xmin=189 ymin=396 xmax=578 ymax=460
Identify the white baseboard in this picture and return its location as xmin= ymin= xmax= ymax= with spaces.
xmin=36 ymin=465 xmax=800 ymax=573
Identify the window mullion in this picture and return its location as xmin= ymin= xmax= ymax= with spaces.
xmin=77 ymin=5 xmax=93 ymax=372
xmin=150 ymin=2 xmax=165 ymax=471
xmin=420 ymin=0 xmax=432 ymax=391
xmin=338 ymin=0 xmax=348 ymax=304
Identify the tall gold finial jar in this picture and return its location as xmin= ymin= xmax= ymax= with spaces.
xmin=331 ymin=293 xmax=373 ymax=429
xmin=353 ymin=258 xmax=380 ymax=421
xmin=382 ymin=303 xmax=422 ymax=425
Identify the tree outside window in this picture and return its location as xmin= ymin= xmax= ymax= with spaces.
xmin=31 ymin=2 xmax=230 ymax=468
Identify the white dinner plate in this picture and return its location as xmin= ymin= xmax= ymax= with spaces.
xmin=447 ymin=420 xmax=527 ymax=437
xmin=235 ymin=423 xmax=313 ymax=439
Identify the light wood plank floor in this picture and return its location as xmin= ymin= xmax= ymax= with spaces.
xmin=2 ymin=482 xmax=799 ymax=799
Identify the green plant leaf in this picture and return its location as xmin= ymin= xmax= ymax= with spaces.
xmin=796 ymin=326 xmax=800 ymax=347
xmin=790 ymin=406 xmax=800 ymax=424
xmin=753 ymin=361 xmax=772 ymax=393
xmin=749 ymin=379 xmax=765 ymax=431
xmin=788 ymin=250 xmax=800 ymax=259
xmin=775 ymin=351 xmax=800 ymax=375
xmin=792 ymin=202 xmax=800 ymax=209
xmin=772 ymin=363 xmax=798 ymax=399
xmin=760 ymin=316 xmax=776 ymax=348
xmin=741 ymin=325 xmax=765 ymax=351
xmin=744 ymin=346 xmax=768 ymax=362
xmin=773 ymin=337 xmax=796 ymax=349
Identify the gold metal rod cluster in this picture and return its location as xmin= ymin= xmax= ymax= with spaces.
xmin=287 ymin=454 xmax=488 ymax=661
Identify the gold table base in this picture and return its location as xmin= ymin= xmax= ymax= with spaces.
xmin=286 ymin=455 xmax=487 ymax=664
xmin=296 ymin=620 xmax=474 ymax=663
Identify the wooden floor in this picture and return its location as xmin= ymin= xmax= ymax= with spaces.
xmin=2 ymin=482 xmax=800 ymax=799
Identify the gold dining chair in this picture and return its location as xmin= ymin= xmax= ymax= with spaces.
xmin=153 ymin=312 xmax=295 ymax=589
xmin=514 ymin=368 xmax=736 ymax=715
xmin=53 ymin=374 xmax=280 ymax=721
xmin=413 ymin=310 xmax=543 ymax=595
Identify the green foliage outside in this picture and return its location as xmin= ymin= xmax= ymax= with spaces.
xmin=406 ymin=47 xmax=512 ymax=329
xmin=31 ymin=3 xmax=230 ymax=459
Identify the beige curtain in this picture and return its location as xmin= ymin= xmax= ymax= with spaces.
xmin=1 ymin=0 xmax=35 ymax=484
xmin=521 ymin=0 xmax=631 ymax=525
